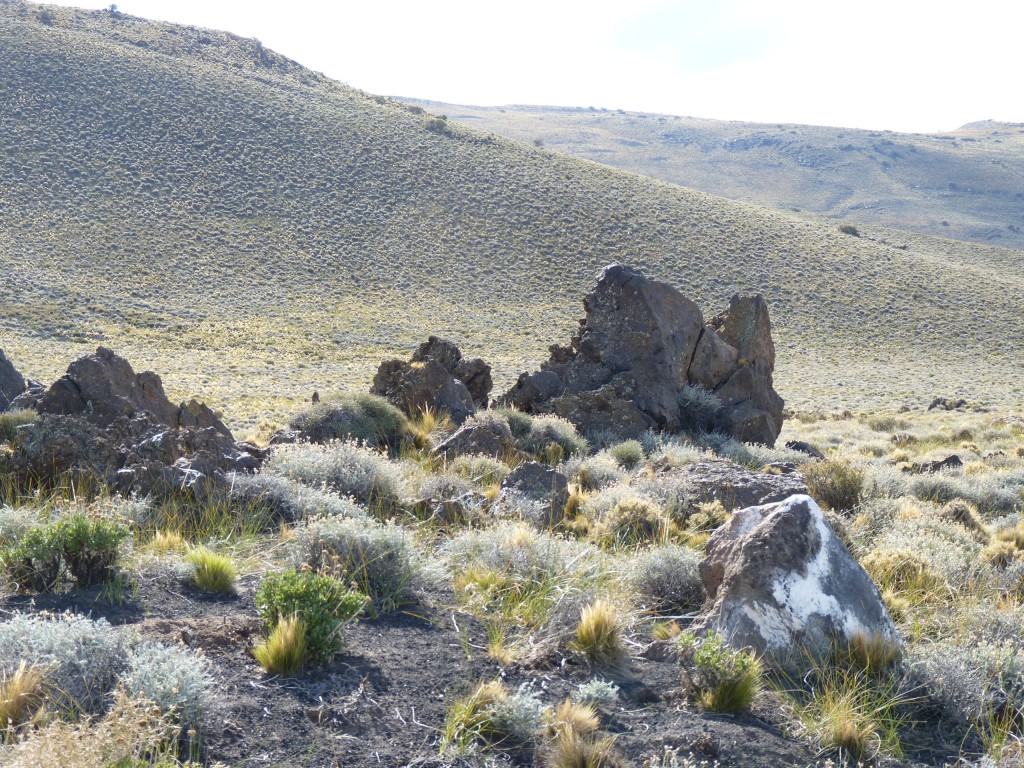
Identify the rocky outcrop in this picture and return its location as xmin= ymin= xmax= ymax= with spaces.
xmin=433 ymin=413 xmax=516 ymax=459
xmin=501 ymin=264 xmax=785 ymax=445
xmin=496 ymin=461 xmax=570 ymax=528
xmin=0 ymin=350 xmax=26 ymax=412
xmin=693 ymin=495 xmax=900 ymax=664
xmin=5 ymin=347 xmax=263 ymax=497
xmin=638 ymin=460 xmax=807 ymax=512
xmin=371 ymin=337 xmax=490 ymax=424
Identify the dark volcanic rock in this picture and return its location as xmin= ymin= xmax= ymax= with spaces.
xmin=903 ymin=454 xmax=964 ymax=474
xmin=640 ymin=459 xmax=807 ymax=512
xmin=433 ymin=414 xmax=516 ymax=459
xmin=501 ymin=264 xmax=786 ymax=445
xmin=693 ymin=494 xmax=900 ymax=663
xmin=0 ymin=349 xmax=26 ymax=412
xmin=372 ymin=337 xmax=490 ymax=423
xmin=497 ymin=461 xmax=570 ymax=527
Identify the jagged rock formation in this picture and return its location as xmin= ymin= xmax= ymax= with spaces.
xmin=4 ymin=347 xmax=264 ymax=496
xmin=502 ymin=264 xmax=785 ymax=445
xmin=371 ymin=336 xmax=491 ymax=424
xmin=693 ymin=495 xmax=900 ymax=664
xmin=0 ymin=349 xmax=26 ymax=411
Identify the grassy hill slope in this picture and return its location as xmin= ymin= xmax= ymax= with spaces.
xmin=1 ymin=2 xmax=1022 ymax=431
xmin=407 ymin=100 xmax=1024 ymax=251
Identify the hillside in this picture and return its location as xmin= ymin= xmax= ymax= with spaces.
xmin=405 ymin=100 xmax=1024 ymax=251
xmin=1 ymin=2 xmax=1023 ymax=432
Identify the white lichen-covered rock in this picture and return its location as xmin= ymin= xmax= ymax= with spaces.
xmin=694 ymin=494 xmax=900 ymax=662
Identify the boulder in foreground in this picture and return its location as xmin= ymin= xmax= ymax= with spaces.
xmin=693 ymin=494 xmax=900 ymax=664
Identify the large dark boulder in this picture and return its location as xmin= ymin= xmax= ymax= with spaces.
xmin=372 ymin=337 xmax=491 ymax=423
xmin=692 ymin=495 xmax=900 ymax=664
xmin=5 ymin=347 xmax=262 ymax=497
xmin=500 ymin=264 xmax=786 ymax=445
xmin=0 ymin=349 xmax=26 ymax=412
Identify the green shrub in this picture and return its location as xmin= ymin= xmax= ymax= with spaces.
xmin=291 ymin=516 xmax=418 ymax=616
xmin=676 ymin=385 xmax=724 ymax=436
xmin=677 ymin=631 xmax=762 ymax=712
xmin=287 ymin=393 xmax=410 ymax=452
xmin=0 ymin=513 xmax=129 ymax=590
xmin=803 ymin=459 xmax=865 ymax=512
xmin=255 ymin=569 xmax=367 ymax=665
xmin=607 ymin=440 xmax=644 ymax=470
xmin=54 ymin=514 xmax=130 ymax=588
xmin=494 ymin=407 xmax=533 ymax=440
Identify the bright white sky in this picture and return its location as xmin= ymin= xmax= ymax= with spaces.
xmin=52 ymin=0 xmax=1022 ymax=133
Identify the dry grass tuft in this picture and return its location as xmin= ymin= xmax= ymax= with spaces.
xmin=570 ymin=600 xmax=626 ymax=668
xmin=252 ymin=614 xmax=307 ymax=675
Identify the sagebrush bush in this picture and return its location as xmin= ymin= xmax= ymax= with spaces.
xmin=227 ymin=471 xmax=367 ymax=525
xmin=416 ymin=472 xmax=473 ymax=501
xmin=0 ymin=505 xmax=39 ymax=546
xmin=607 ymin=440 xmax=643 ymax=470
xmin=677 ymin=631 xmax=761 ymax=713
xmin=494 ymin=407 xmax=533 ymax=440
xmin=521 ymin=415 xmax=589 ymax=459
xmin=450 ymin=454 xmax=510 ymax=486
xmin=870 ymin=515 xmax=984 ymax=591
xmin=255 ymin=569 xmax=367 ymax=665
xmin=563 ymin=452 xmax=626 ymax=492
xmin=860 ymin=548 xmax=941 ymax=594
xmin=631 ymin=545 xmax=705 ymax=614
xmin=803 ymin=459 xmax=865 ymax=512
xmin=572 ymin=679 xmax=619 ymax=706
xmin=291 ymin=516 xmax=418 ymax=615
xmin=287 ymin=393 xmax=410 ymax=451
xmin=185 ymin=546 xmax=238 ymax=593
xmin=264 ymin=441 xmax=402 ymax=513
xmin=490 ymin=686 xmax=547 ymax=744
xmin=0 ymin=612 xmax=128 ymax=714
xmin=676 ymin=384 xmax=724 ymax=436
xmin=123 ymin=642 xmax=208 ymax=727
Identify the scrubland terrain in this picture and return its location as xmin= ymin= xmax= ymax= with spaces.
xmin=1 ymin=398 xmax=1023 ymax=767
xmin=1 ymin=2 xmax=1022 ymax=436
xmin=407 ymin=101 xmax=1024 ymax=251
xmin=1 ymin=3 xmax=1024 ymax=768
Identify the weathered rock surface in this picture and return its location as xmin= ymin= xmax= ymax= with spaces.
xmin=5 ymin=347 xmax=263 ymax=497
xmin=903 ymin=454 xmax=964 ymax=474
xmin=372 ymin=337 xmax=489 ymax=423
xmin=693 ymin=494 xmax=900 ymax=663
xmin=0 ymin=349 xmax=26 ymax=412
xmin=433 ymin=414 xmax=516 ymax=459
xmin=501 ymin=264 xmax=785 ymax=445
xmin=496 ymin=461 xmax=569 ymax=528
xmin=640 ymin=460 xmax=807 ymax=512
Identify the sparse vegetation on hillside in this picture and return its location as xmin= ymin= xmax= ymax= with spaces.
xmin=0 ymin=3 xmax=1022 ymax=433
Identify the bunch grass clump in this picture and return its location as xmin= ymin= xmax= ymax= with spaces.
xmin=520 ymin=415 xmax=589 ymax=460
xmin=803 ymin=458 xmax=865 ymax=513
xmin=184 ymin=546 xmax=237 ymax=593
xmin=570 ymin=600 xmax=625 ymax=667
xmin=0 ymin=660 xmax=46 ymax=743
xmin=252 ymin=614 xmax=307 ymax=675
xmin=0 ymin=409 xmax=36 ymax=444
xmin=677 ymin=631 xmax=761 ymax=713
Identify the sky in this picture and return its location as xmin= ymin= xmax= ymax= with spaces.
xmin=49 ymin=0 xmax=1023 ymax=133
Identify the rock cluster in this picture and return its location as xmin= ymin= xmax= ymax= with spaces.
xmin=0 ymin=349 xmax=26 ymax=411
xmin=1 ymin=347 xmax=264 ymax=497
xmin=693 ymin=494 xmax=900 ymax=664
xmin=371 ymin=336 xmax=492 ymax=425
xmin=640 ymin=459 xmax=808 ymax=512
xmin=501 ymin=263 xmax=785 ymax=446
